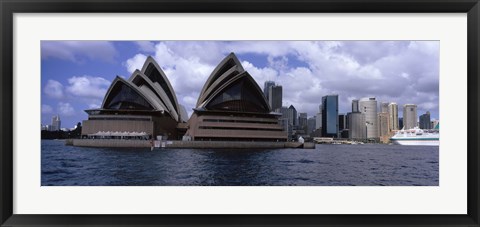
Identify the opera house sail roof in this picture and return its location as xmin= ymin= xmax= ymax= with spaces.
xmin=186 ymin=53 xmax=287 ymax=142
xmin=82 ymin=56 xmax=187 ymax=139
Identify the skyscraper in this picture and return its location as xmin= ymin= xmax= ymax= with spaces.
xmin=419 ymin=111 xmax=431 ymax=129
xmin=388 ymin=103 xmax=399 ymax=131
xmin=378 ymin=112 xmax=389 ymax=137
xmin=352 ymin=99 xmax=359 ymax=112
xmin=268 ymin=84 xmax=282 ymax=111
xmin=322 ymin=95 xmax=339 ymax=138
xmin=347 ymin=112 xmax=366 ymax=140
xmin=316 ymin=104 xmax=322 ymax=130
xmin=51 ymin=115 xmax=61 ymax=131
xmin=263 ymin=81 xmax=275 ymax=101
xmin=403 ymin=104 xmax=417 ymax=129
xmin=288 ymin=105 xmax=298 ymax=126
xmin=307 ymin=116 xmax=316 ymax=135
xmin=298 ymin=112 xmax=307 ymax=131
xmin=359 ymin=97 xmax=378 ymax=139
xmin=380 ymin=102 xmax=389 ymax=113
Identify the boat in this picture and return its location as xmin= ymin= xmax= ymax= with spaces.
xmin=390 ymin=127 xmax=439 ymax=146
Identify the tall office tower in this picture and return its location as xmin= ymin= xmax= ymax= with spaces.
xmin=288 ymin=105 xmax=298 ymax=126
xmin=347 ymin=112 xmax=366 ymax=140
xmin=359 ymin=97 xmax=378 ymax=139
xmin=51 ymin=115 xmax=61 ymax=131
xmin=322 ymin=95 xmax=339 ymax=138
xmin=307 ymin=116 xmax=316 ymax=135
xmin=352 ymin=99 xmax=359 ymax=112
xmin=338 ymin=113 xmax=347 ymax=131
xmin=315 ymin=104 xmax=322 ymax=129
xmin=419 ymin=111 xmax=431 ymax=129
xmin=268 ymin=85 xmax=283 ymax=111
xmin=403 ymin=104 xmax=418 ymax=130
xmin=263 ymin=81 xmax=275 ymax=101
xmin=399 ymin=117 xmax=404 ymax=129
xmin=388 ymin=102 xmax=399 ymax=131
xmin=380 ymin=102 xmax=389 ymax=113
xmin=298 ymin=113 xmax=308 ymax=131
xmin=378 ymin=112 xmax=389 ymax=137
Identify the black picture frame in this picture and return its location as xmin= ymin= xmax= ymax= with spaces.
xmin=1 ymin=0 xmax=479 ymax=226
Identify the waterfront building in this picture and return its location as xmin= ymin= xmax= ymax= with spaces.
xmin=378 ymin=112 xmax=390 ymax=141
xmin=399 ymin=117 xmax=404 ymax=129
xmin=268 ymin=84 xmax=283 ymax=112
xmin=403 ymin=104 xmax=417 ymax=129
xmin=51 ymin=115 xmax=61 ymax=131
xmin=388 ymin=103 xmax=399 ymax=131
xmin=322 ymin=95 xmax=339 ymax=138
xmin=347 ymin=112 xmax=366 ymax=140
xmin=186 ymin=53 xmax=287 ymax=142
xmin=359 ymin=97 xmax=378 ymax=139
xmin=82 ymin=56 xmax=188 ymax=140
xmin=263 ymin=81 xmax=275 ymax=101
xmin=420 ymin=111 xmax=432 ymax=129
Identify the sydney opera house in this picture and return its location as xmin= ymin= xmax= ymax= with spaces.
xmin=185 ymin=53 xmax=287 ymax=142
xmin=81 ymin=57 xmax=188 ymax=140
xmin=81 ymin=53 xmax=287 ymax=142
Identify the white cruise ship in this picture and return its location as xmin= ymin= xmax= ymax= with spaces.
xmin=390 ymin=127 xmax=439 ymax=146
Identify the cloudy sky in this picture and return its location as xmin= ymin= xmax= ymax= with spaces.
xmin=41 ymin=41 xmax=439 ymax=129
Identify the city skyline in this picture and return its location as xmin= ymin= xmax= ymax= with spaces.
xmin=41 ymin=41 xmax=439 ymax=127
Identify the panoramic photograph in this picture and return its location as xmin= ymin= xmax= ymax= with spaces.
xmin=41 ymin=40 xmax=439 ymax=186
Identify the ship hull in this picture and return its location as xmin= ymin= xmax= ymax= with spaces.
xmin=391 ymin=139 xmax=439 ymax=146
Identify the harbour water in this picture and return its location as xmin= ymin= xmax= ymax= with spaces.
xmin=41 ymin=140 xmax=439 ymax=186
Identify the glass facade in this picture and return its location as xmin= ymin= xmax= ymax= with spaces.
xmin=322 ymin=95 xmax=339 ymax=137
xmin=103 ymin=82 xmax=153 ymax=110
xmin=206 ymin=77 xmax=269 ymax=113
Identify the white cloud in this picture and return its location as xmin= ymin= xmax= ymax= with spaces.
xmin=66 ymin=76 xmax=110 ymax=99
xmin=41 ymin=104 xmax=53 ymax=114
xmin=57 ymin=102 xmax=75 ymax=116
xmin=41 ymin=41 xmax=117 ymax=63
xmin=44 ymin=80 xmax=64 ymax=99
xmin=124 ymin=54 xmax=147 ymax=74
xmin=122 ymin=40 xmax=439 ymax=119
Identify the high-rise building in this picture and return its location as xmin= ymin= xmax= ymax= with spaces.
xmin=378 ymin=112 xmax=389 ymax=137
xmin=359 ymin=97 xmax=378 ymax=139
xmin=307 ymin=116 xmax=316 ymax=135
xmin=268 ymin=85 xmax=282 ymax=111
xmin=347 ymin=112 xmax=366 ymax=140
xmin=288 ymin=105 xmax=298 ymax=126
xmin=322 ymin=95 xmax=339 ymax=137
xmin=419 ymin=111 xmax=431 ymax=129
xmin=399 ymin=117 xmax=404 ymax=129
xmin=388 ymin=103 xmax=399 ymax=131
xmin=352 ymin=99 xmax=359 ymax=112
xmin=298 ymin=112 xmax=307 ymax=131
xmin=316 ymin=104 xmax=322 ymax=130
xmin=338 ymin=113 xmax=347 ymax=131
xmin=51 ymin=115 xmax=61 ymax=131
xmin=403 ymin=104 xmax=417 ymax=130
xmin=380 ymin=102 xmax=389 ymax=113
xmin=263 ymin=81 xmax=275 ymax=101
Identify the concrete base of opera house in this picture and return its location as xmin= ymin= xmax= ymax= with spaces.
xmin=66 ymin=139 xmax=315 ymax=149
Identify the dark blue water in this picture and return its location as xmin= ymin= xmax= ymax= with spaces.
xmin=41 ymin=140 xmax=439 ymax=186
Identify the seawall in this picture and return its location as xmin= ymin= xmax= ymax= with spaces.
xmin=68 ymin=139 xmax=315 ymax=149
